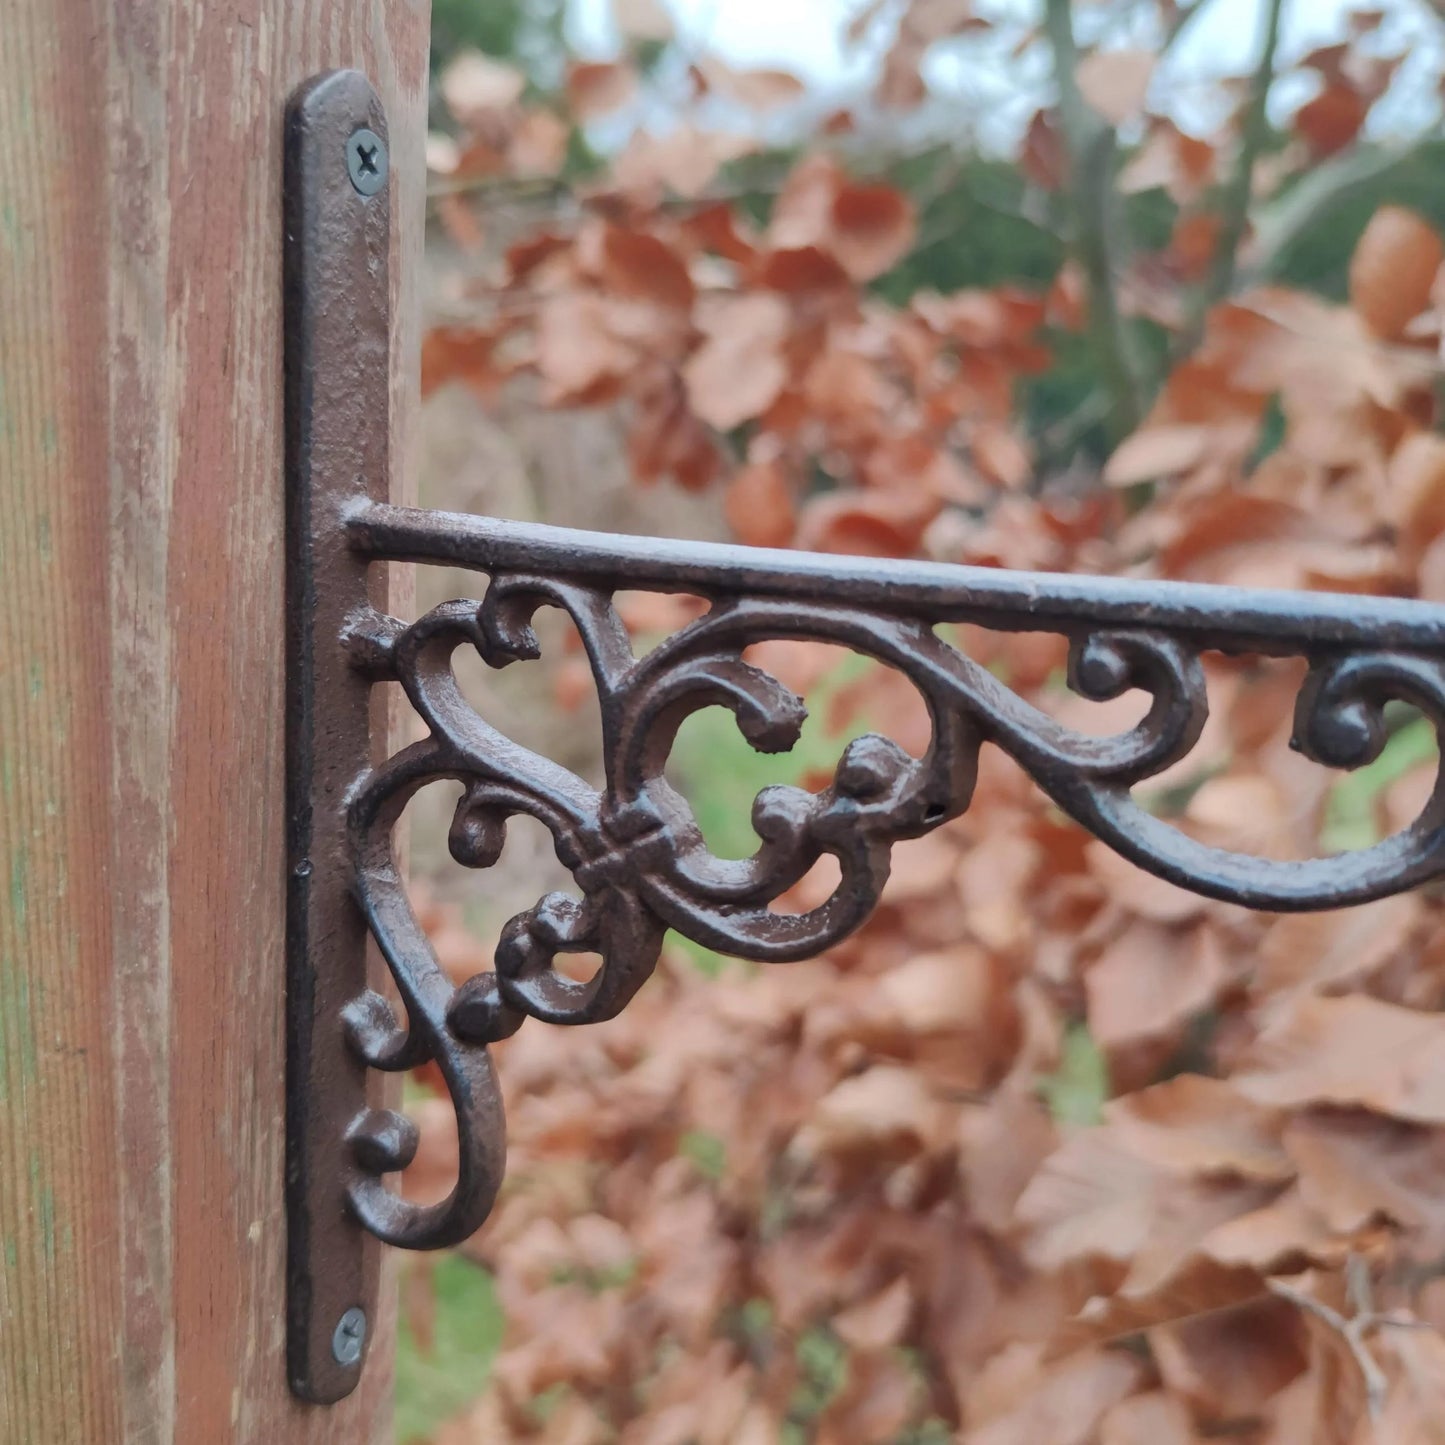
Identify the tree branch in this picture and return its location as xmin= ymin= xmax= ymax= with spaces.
xmin=1267 ymin=1276 xmax=1390 ymax=1421
xmin=1180 ymin=0 xmax=1286 ymax=351
xmin=1162 ymin=0 xmax=1219 ymax=56
xmin=1267 ymin=1260 xmax=1429 ymax=1425
xmin=1042 ymin=0 xmax=1146 ymax=440
xmin=1251 ymin=141 xmax=1433 ymax=279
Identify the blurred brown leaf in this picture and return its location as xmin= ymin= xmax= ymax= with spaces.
xmin=724 ymin=456 xmax=796 ymax=548
xmin=1236 ymin=995 xmax=1445 ymax=1124
xmin=566 ymin=60 xmax=638 ymax=121
xmin=1294 ymin=82 xmax=1369 ymax=158
xmin=441 ymin=51 xmax=526 ymax=125
xmin=695 ymin=57 xmax=806 ymax=110
xmin=412 ymin=11 xmax=1445 ymax=1439
xmin=683 ymin=293 xmax=791 ymax=430
xmin=1350 ymin=206 xmax=1444 ymax=342
xmin=1076 ymin=48 xmax=1156 ymax=126
xmin=613 ymin=0 xmax=674 ymax=42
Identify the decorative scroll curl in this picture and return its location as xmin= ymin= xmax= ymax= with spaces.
xmin=335 ymin=535 xmax=1445 ymax=1249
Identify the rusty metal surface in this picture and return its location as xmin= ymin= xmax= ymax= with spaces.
xmin=284 ymin=68 xmax=395 ymax=1404
xmin=352 ymin=505 xmax=1445 ymax=654
xmin=285 ymin=71 xmax=1445 ymax=1405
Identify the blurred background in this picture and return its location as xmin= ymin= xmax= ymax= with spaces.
xmin=397 ymin=2 xmax=1445 ymax=1440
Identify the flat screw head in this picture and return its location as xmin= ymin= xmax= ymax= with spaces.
xmin=345 ymin=128 xmax=387 ymax=196
xmin=332 ymin=1306 xmax=367 ymax=1367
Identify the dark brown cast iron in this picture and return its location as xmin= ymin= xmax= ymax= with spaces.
xmin=285 ymin=72 xmax=1445 ymax=1403
xmin=285 ymin=69 xmax=395 ymax=1404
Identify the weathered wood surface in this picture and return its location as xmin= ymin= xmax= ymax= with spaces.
xmin=0 ymin=2 xmax=429 ymax=1440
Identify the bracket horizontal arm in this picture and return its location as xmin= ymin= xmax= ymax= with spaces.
xmin=349 ymin=500 xmax=1445 ymax=655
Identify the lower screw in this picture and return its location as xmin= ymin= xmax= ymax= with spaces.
xmin=332 ymin=1306 xmax=367 ymax=1366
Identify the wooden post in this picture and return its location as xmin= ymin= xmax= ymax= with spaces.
xmin=0 ymin=2 xmax=429 ymax=1440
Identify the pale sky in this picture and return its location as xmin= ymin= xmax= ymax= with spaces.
xmin=567 ymin=0 xmax=1443 ymax=143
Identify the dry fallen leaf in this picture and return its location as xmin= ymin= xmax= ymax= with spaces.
xmin=1236 ymin=995 xmax=1445 ymax=1124
xmin=1085 ymin=921 xmax=1230 ymax=1049
xmin=723 ymin=457 xmax=796 ymax=548
xmin=1099 ymin=1391 xmax=1199 ymax=1445
xmin=682 ymin=292 xmax=791 ymax=430
xmin=441 ymin=50 xmax=526 ymax=125
xmin=613 ymin=0 xmax=674 ymax=42
xmin=1106 ymin=1075 xmax=1291 ymax=1183
xmin=1017 ymin=1129 xmax=1165 ymax=1270
xmin=1104 ymin=424 xmax=1214 ymax=486
xmin=767 ymin=155 xmax=917 ymax=281
xmin=413 ymin=21 xmax=1445 ymax=1437
xmin=1285 ymin=1108 xmax=1445 ymax=1249
xmin=1295 ymin=82 xmax=1370 ymax=158
xmin=800 ymin=1065 xmax=948 ymax=1159
xmin=1350 ymin=206 xmax=1444 ymax=342
xmin=695 ymin=57 xmax=806 ymax=110
xmin=566 ymin=60 xmax=639 ymax=121
xmin=832 ymin=1276 xmax=913 ymax=1350
xmin=963 ymin=1347 xmax=1146 ymax=1445
xmin=1076 ymin=48 xmax=1157 ymax=127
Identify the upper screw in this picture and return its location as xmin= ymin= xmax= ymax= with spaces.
xmin=331 ymin=1306 xmax=367 ymax=1366
xmin=346 ymin=128 xmax=387 ymax=197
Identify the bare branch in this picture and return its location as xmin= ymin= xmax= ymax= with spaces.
xmin=1179 ymin=0 xmax=1286 ymax=351
xmin=1162 ymin=0 xmax=1220 ymax=56
xmin=1252 ymin=142 xmax=1432 ymax=278
xmin=1268 ymin=1277 xmax=1390 ymax=1420
xmin=1042 ymin=0 xmax=1146 ymax=439
xmin=1267 ymin=1261 xmax=1428 ymax=1425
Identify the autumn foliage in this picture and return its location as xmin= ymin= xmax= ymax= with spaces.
xmin=408 ymin=2 xmax=1445 ymax=1440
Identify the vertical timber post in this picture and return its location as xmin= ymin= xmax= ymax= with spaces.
xmin=0 ymin=2 xmax=428 ymax=1441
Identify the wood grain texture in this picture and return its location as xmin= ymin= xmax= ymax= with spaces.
xmin=0 ymin=2 xmax=429 ymax=1440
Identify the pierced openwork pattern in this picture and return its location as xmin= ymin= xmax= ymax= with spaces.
xmin=335 ymin=503 xmax=1445 ymax=1252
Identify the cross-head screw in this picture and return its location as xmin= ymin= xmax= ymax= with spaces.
xmin=331 ymin=1306 xmax=367 ymax=1366
xmin=345 ymin=128 xmax=387 ymax=196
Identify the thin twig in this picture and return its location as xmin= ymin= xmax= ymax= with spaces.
xmin=1162 ymin=0 xmax=1219 ymax=55
xmin=1178 ymin=0 xmax=1286 ymax=355
xmin=1041 ymin=0 xmax=1146 ymax=440
xmin=1251 ymin=141 xmax=1432 ymax=280
xmin=1267 ymin=1260 xmax=1426 ymax=1423
xmin=1267 ymin=1278 xmax=1390 ymax=1419
xmin=428 ymin=171 xmax=573 ymax=204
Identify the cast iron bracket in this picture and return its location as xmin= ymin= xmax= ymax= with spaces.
xmin=283 ymin=71 xmax=1445 ymax=1402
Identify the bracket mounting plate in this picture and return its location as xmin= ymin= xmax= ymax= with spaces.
xmin=284 ymin=68 xmax=391 ymax=1405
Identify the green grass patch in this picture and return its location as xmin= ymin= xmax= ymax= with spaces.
xmin=666 ymin=928 xmax=736 ymax=979
xmin=666 ymin=655 xmax=875 ymax=862
xmin=1038 ymin=1021 xmax=1110 ymax=1127
xmin=679 ymin=1128 xmax=728 ymax=1181
xmin=395 ymin=1256 xmax=505 ymax=1443
xmin=1320 ymin=715 xmax=1437 ymax=854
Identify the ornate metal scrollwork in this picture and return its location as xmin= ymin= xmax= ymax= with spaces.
xmin=337 ymin=506 xmax=1445 ymax=1254
xmin=282 ymin=70 xmax=1445 ymax=1404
